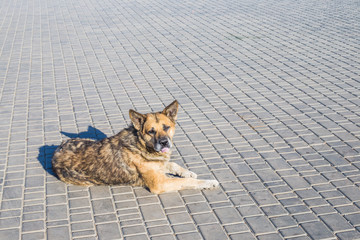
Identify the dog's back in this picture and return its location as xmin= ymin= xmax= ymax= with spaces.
xmin=52 ymin=128 xmax=144 ymax=186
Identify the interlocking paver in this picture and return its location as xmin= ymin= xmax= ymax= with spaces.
xmin=46 ymin=205 xmax=68 ymax=221
xmin=96 ymin=222 xmax=122 ymax=240
xmin=147 ymin=225 xmax=172 ymax=236
xmin=336 ymin=231 xmax=360 ymax=240
xmin=22 ymin=220 xmax=44 ymax=232
xmin=0 ymin=229 xmax=19 ymax=239
xmin=319 ymin=213 xmax=354 ymax=233
xmin=245 ymin=216 xmax=277 ymax=235
xmin=279 ymin=227 xmax=307 ymax=239
xmin=47 ymin=226 xmax=70 ymax=240
xmin=22 ymin=232 xmax=45 ymax=240
xmin=344 ymin=213 xmax=360 ymax=226
xmin=1 ymin=0 xmax=360 ymax=239
xmin=213 ymin=207 xmax=243 ymax=224
xmin=198 ymin=224 xmax=228 ymax=240
xmin=300 ymin=221 xmax=335 ymax=239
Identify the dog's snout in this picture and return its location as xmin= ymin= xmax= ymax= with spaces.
xmin=154 ymin=136 xmax=172 ymax=153
xmin=159 ymin=138 xmax=168 ymax=146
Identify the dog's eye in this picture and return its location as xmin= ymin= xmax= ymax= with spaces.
xmin=148 ymin=128 xmax=156 ymax=135
xmin=163 ymin=125 xmax=170 ymax=131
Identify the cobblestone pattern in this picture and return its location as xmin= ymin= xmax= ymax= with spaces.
xmin=0 ymin=0 xmax=360 ymax=239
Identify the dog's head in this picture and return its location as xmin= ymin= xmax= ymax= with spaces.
xmin=129 ymin=100 xmax=178 ymax=154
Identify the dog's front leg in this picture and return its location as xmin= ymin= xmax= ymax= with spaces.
xmin=165 ymin=162 xmax=197 ymax=178
xmin=142 ymin=169 xmax=219 ymax=194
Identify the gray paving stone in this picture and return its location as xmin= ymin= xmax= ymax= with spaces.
xmin=257 ymin=233 xmax=283 ymax=240
xmin=70 ymin=207 xmax=92 ymax=215
xmin=336 ymin=230 xmax=360 ymax=240
xmin=23 ymin=212 xmax=44 ymax=221
xmin=147 ymin=225 xmax=172 ymax=236
xmin=46 ymin=205 xmax=68 ymax=221
xmin=245 ymin=216 xmax=277 ymax=235
xmin=182 ymin=194 xmax=206 ymax=204
xmin=22 ymin=220 xmax=44 ymax=232
xmin=172 ymin=223 xmax=197 ymax=234
xmin=242 ymin=182 xmax=267 ymax=192
xmin=344 ymin=213 xmax=360 ymax=226
xmin=249 ymin=190 xmax=278 ymax=206
xmin=159 ymin=193 xmax=184 ymax=208
xmin=71 ymin=221 xmax=94 ymax=231
xmin=186 ymin=202 xmax=211 ymax=214
xmin=0 ymin=229 xmax=19 ymax=240
xmin=72 ymin=229 xmax=96 ymax=238
xmin=213 ymin=169 xmax=238 ymax=182
xmin=46 ymin=182 xmax=66 ymax=195
xmin=270 ymin=215 xmax=298 ymax=229
xmin=113 ymin=193 xmax=135 ymax=202
xmin=213 ymin=207 xmax=243 ymax=224
xmin=91 ymin=199 xmax=114 ymax=215
xmin=122 ymin=224 xmax=146 ymax=236
xmin=255 ymin=169 xmax=282 ymax=183
xmin=229 ymin=232 xmax=256 ymax=240
xmin=238 ymin=205 xmax=263 ymax=217
xmin=96 ymin=223 xmax=122 ymax=240
xmin=69 ymin=198 xmax=90 ymax=209
xmin=47 ymin=226 xmax=70 ymax=240
xmin=202 ymin=188 xmax=228 ymax=203
xmin=47 ymin=220 xmax=69 ymax=227
xmin=261 ymin=204 xmax=287 ymax=217
xmin=89 ymin=186 xmax=112 ymax=199
xmin=68 ymin=190 xmax=88 ymax=199
xmin=25 ymin=176 xmax=44 ymax=188
xmin=124 ymin=234 xmax=149 ymax=240
xmin=22 ymin=232 xmax=45 ymax=240
xmin=0 ymin=217 xmax=20 ymax=228
xmin=300 ymin=221 xmax=335 ymax=239
xmin=2 ymin=186 xmax=23 ymax=199
xmin=319 ymin=213 xmax=353 ymax=232
xmin=176 ymin=232 xmax=202 ymax=240
xmin=115 ymin=200 xmax=138 ymax=210
xmin=338 ymin=186 xmax=360 ymax=202
xmin=192 ymin=212 xmax=218 ymax=225
xmin=311 ymin=205 xmax=337 ymax=215
xmin=140 ymin=204 xmax=166 ymax=221
xmin=198 ymin=224 xmax=228 ymax=240
xmin=282 ymin=176 xmax=311 ymax=190
xmin=224 ymin=222 xmax=249 ymax=234
xmin=70 ymin=213 xmax=92 ymax=222
xmin=167 ymin=212 xmax=193 ymax=225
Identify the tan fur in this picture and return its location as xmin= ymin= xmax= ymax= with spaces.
xmin=52 ymin=100 xmax=219 ymax=194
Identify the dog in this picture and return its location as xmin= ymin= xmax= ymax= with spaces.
xmin=52 ymin=100 xmax=219 ymax=194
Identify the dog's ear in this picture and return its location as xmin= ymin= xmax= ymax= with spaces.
xmin=129 ymin=109 xmax=146 ymax=130
xmin=162 ymin=100 xmax=179 ymax=122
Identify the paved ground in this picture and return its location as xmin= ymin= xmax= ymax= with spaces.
xmin=1 ymin=0 xmax=360 ymax=239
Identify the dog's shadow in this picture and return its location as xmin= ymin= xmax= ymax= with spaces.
xmin=38 ymin=126 xmax=107 ymax=176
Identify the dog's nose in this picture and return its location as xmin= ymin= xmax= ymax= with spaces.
xmin=159 ymin=138 xmax=168 ymax=146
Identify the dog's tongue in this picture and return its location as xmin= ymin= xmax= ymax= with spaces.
xmin=161 ymin=147 xmax=170 ymax=153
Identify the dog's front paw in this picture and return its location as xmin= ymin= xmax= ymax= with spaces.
xmin=202 ymin=180 xmax=219 ymax=189
xmin=181 ymin=170 xmax=197 ymax=179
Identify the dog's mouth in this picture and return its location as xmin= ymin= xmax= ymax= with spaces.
xmin=155 ymin=145 xmax=171 ymax=154
xmin=160 ymin=147 xmax=170 ymax=153
xmin=154 ymin=137 xmax=172 ymax=153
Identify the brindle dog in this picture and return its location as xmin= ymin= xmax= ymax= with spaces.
xmin=52 ymin=100 xmax=219 ymax=194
